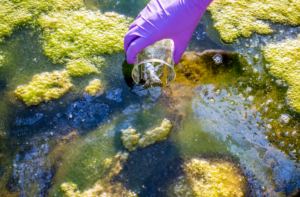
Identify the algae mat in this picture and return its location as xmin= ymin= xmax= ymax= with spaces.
xmin=0 ymin=0 xmax=300 ymax=196
xmin=208 ymin=0 xmax=300 ymax=43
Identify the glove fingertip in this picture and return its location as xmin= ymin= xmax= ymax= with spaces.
xmin=174 ymin=56 xmax=182 ymax=64
xmin=126 ymin=56 xmax=135 ymax=64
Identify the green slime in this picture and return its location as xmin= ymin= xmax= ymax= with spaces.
xmin=14 ymin=70 xmax=73 ymax=106
xmin=0 ymin=0 xmax=83 ymax=42
xmin=37 ymin=9 xmax=132 ymax=64
xmin=207 ymin=0 xmax=300 ymax=43
xmin=264 ymin=35 xmax=300 ymax=113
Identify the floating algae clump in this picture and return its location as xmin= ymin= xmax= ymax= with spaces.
xmin=170 ymin=159 xmax=248 ymax=197
xmin=121 ymin=127 xmax=141 ymax=151
xmin=66 ymin=59 xmax=99 ymax=77
xmin=38 ymin=9 xmax=132 ymax=63
xmin=14 ymin=70 xmax=73 ymax=106
xmin=85 ymin=79 xmax=103 ymax=95
xmin=60 ymin=152 xmax=137 ymax=197
xmin=138 ymin=118 xmax=173 ymax=148
xmin=0 ymin=0 xmax=83 ymax=42
xmin=264 ymin=36 xmax=300 ymax=113
xmin=207 ymin=0 xmax=300 ymax=43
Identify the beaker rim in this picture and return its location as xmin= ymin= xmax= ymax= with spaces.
xmin=132 ymin=59 xmax=176 ymax=87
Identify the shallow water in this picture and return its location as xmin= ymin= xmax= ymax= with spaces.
xmin=0 ymin=0 xmax=300 ymax=197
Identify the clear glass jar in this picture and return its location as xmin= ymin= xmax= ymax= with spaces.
xmin=131 ymin=39 xmax=176 ymax=88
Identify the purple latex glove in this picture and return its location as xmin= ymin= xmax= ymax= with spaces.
xmin=124 ymin=0 xmax=214 ymax=64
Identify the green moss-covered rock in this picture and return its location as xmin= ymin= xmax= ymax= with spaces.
xmin=38 ymin=9 xmax=132 ymax=63
xmin=84 ymin=79 xmax=103 ymax=95
xmin=14 ymin=70 xmax=73 ymax=106
xmin=0 ymin=0 xmax=83 ymax=42
xmin=60 ymin=152 xmax=137 ymax=197
xmin=264 ymin=36 xmax=300 ymax=113
xmin=121 ymin=127 xmax=141 ymax=151
xmin=138 ymin=119 xmax=173 ymax=148
xmin=66 ymin=59 xmax=99 ymax=77
xmin=207 ymin=0 xmax=300 ymax=43
xmin=170 ymin=158 xmax=248 ymax=197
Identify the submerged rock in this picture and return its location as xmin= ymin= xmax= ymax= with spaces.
xmin=66 ymin=101 xmax=109 ymax=130
xmin=66 ymin=59 xmax=99 ymax=77
xmin=106 ymin=88 xmax=122 ymax=102
xmin=207 ymin=0 xmax=300 ymax=43
xmin=169 ymin=158 xmax=248 ymax=197
xmin=264 ymin=36 xmax=300 ymax=113
xmin=14 ymin=113 xmax=44 ymax=126
xmin=14 ymin=70 xmax=73 ymax=106
xmin=60 ymin=152 xmax=137 ymax=197
xmin=121 ymin=126 xmax=141 ymax=151
xmin=85 ymin=79 xmax=103 ymax=95
xmin=138 ymin=119 xmax=173 ymax=148
xmin=13 ymin=144 xmax=52 ymax=197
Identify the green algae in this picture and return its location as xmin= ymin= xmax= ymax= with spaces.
xmin=264 ymin=36 xmax=300 ymax=113
xmin=120 ymin=119 xmax=173 ymax=151
xmin=170 ymin=158 xmax=248 ymax=197
xmin=14 ymin=70 xmax=73 ymax=106
xmin=38 ymin=9 xmax=132 ymax=63
xmin=207 ymin=0 xmax=300 ymax=43
xmin=84 ymin=78 xmax=103 ymax=95
xmin=0 ymin=54 xmax=3 ymax=67
xmin=48 ymin=120 xmax=120 ymax=196
xmin=60 ymin=152 xmax=137 ymax=197
xmin=66 ymin=59 xmax=99 ymax=77
xmin=0 ymin=0 xmax=83 ymax=42
xmin=121 ymin=126 xmax=141 ymax=151
xmin=138 ymin=119 xmax=173 ymax=148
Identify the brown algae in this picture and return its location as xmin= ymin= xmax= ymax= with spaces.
xmin=38 ymin=9 xmax=132 ymax=63
xmin=121 ymin=126 xmax=141 ymax=151
xmin=14 ymin=70 xmax=73 ymax=106
xmin=0 ymin=0 xmax=83 ymax=42
xmin=207 ymin=0 xmax=300 ymax=43
xmin=264 ymin=36 xmax=300 ymax=113
xmin=138 ymin=119 xmax=173 ymax=148
xmin=175 ymin=50 xmax=240 ymax=87
xmin=170 ymin=158 xmax=248 ymax=197
xmin=66 ymin=59 xmax=99 ymax=77
xmin=84 ymin=79 xmax=103 ymax=95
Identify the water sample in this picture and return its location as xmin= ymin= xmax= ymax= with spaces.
xmin=132 ymin=39 xmax=176 ymax=88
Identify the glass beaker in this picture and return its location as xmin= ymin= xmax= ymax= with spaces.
xmin=131 ymin=39 xmax=176 ymax=88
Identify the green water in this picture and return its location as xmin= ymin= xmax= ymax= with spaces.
xmin=0 ymin=0 xmax=300 ymax=197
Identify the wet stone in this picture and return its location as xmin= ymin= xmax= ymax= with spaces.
xmin=66 ymin=101 xmax=109 ymax=130
xmin=13 ymin=144 xmax=52 ymax=197
xmin=14 ymin=113 xmax=44 ymax=126
xmin=106 ymin=88 xmax=122 ymax=102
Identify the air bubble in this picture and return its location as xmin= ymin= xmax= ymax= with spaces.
xmin=248 ymin=96 xmax=254 ymax=102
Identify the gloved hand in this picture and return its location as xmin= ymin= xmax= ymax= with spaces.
xmin=124 ymin=0 xmax=214 ymax=64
